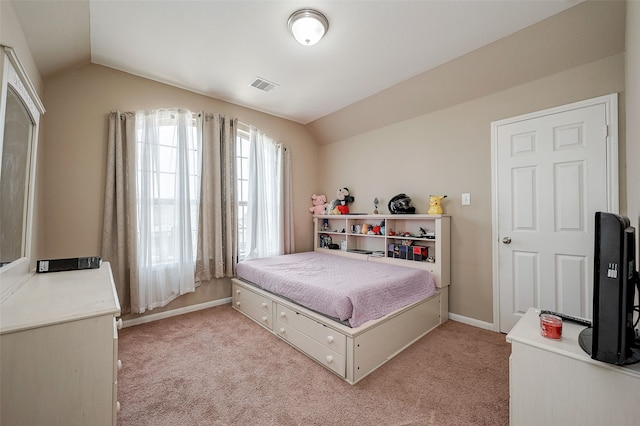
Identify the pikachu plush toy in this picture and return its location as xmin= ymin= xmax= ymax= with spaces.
xmin=427 ymin=195 xmax=447 ymax=215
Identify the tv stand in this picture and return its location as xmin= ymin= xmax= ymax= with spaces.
xmin=507 ymin=308 xmax=640 ymax=425
xmin=578 ymin=327 xmax=640 ymax=365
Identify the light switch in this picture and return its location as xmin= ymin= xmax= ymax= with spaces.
xmin=461 ymin=193 xmax=471 ymax=206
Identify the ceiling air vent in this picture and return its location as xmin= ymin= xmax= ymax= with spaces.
xmin=250 ymin=77 xmax=279 ymax=92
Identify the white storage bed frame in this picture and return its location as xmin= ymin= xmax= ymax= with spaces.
xmin=231 ymin=254 xmax=448 ymax=384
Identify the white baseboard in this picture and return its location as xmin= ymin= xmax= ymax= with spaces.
xmin=122 ymin=297 xmax=232 ymax=328
xmin=448 ymin=312 xmax=496 ymax=331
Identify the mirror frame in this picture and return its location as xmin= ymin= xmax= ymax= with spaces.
xmin=0 ymin=45 xmax=45 ymax=302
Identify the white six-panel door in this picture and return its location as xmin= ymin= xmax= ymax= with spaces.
xmin=492 ymin=94 xmax=618 ymax=333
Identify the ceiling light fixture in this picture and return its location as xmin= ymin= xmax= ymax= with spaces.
xmin=287 ymin=9 xmax=329 ymax=46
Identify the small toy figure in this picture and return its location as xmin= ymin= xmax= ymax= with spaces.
xmin=427 ymin=195 xmax=447 ymax=215
xmin=320 ymin=235 xmax=332 ymax=248
xmin=419 ymin=227 xmax=435 ymax=239
xmin=373 ymin=197 xmax=379 ymax=214
xmin=309 ymin=194 xmax=329 ymax=215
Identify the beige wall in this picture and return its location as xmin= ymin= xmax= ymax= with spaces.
xmin=315 ymin=1 xmax=629 ymax=325
xmin=42 ymin=64 xmax=319 ymax=317
xmin=318 ymin=54 xmax=625 ymax=324
xmin=0 ymin=1 xmax=43 ymax=94
xmin=0 ymin=0 xmax=45 ymax=268
xmin=4 ymin=0 xmax=637 ymax=325
xmin=307 ymin=1 xmax=626 ymax=146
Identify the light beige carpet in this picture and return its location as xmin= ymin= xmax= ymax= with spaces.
xmin=117 ymin=304 xmax=510 ymax=425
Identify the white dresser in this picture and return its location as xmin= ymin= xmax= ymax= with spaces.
xmin=0 ymin=262 xmax=122 ymax=426
xmin=507 ymin=307 xmax=640 ymax=425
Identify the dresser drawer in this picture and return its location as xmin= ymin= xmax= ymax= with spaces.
xmin=276 ymin=320 xmax=345 ymax=377
xmin=276 ymin=303 xmax=346 ymax=356
xmin=232 ymin=283 xmax=274 ymax=330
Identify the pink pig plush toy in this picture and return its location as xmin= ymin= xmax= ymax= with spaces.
xmin=309 ymin=194 xmax=329 ymax=215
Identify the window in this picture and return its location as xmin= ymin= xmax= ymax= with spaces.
xmin=240 ymin=125 xmax=293 ymax=260
xmin=104 ymin=110 xmax=237 ymax=314
xmin=236 ymin=123 xmax=250 ymax=261
xmin=135 ymin=111 xmax=200 ymax=268
xmin=237 ymin=122 xmax=293 ymax=262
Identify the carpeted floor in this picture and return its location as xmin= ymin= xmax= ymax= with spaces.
xmin=117 ymin=304 xmax=510 ymax=425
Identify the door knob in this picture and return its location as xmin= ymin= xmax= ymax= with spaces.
xmin=502 ymin=237 xmax=512 ymax=244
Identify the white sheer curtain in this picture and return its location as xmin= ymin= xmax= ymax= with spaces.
xmin=134 ymin=109 xmax=200 ymax=312
xmin=244 ymin=126 xmax=294 ymax=260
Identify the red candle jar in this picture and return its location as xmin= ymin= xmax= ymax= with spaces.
xmin=540 ymin=313 xmax=563 ymax=339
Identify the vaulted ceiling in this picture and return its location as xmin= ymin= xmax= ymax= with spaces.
xmin=12 ymin=0 xmax=582 ymax=124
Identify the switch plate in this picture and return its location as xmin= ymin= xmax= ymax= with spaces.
xmin=461 ymin=193 xmax=471 ymax=206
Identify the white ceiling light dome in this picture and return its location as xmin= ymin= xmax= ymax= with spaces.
xmin=288 ymin=9 xmax=329 ymax=46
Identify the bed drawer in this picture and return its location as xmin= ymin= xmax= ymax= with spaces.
xmin=234 ymin=284 xmax=274 ymax=313
xmin=275 ymin=320 xmax=345 ymax=377
xmin=276 ymin=303 xmax=346 ymax=356
xmin=233 ymin=283 xmax=274 ymax=330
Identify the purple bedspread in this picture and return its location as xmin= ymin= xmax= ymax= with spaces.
xmin=236 ymin=252 xmax=436 ymax=328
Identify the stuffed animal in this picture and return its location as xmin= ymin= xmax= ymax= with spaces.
xmin=309 ymin=194 xmax=329 ymax=215
xmin=329 ymin=187 xmax=355 ymax=214
xmin=427 ymin=195 xmax=447 ymax=215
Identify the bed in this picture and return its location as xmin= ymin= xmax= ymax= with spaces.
xmin=232 ymin=251 xmax=448 ymax=384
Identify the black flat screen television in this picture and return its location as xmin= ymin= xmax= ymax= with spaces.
xmin=579 ymin=212 xmax=640 ymax=365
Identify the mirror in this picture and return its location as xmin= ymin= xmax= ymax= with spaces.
xmin=0 ymin=46 xmax=45 ymax=301
xmin=1 ymin=86 xmax=33 ymax=265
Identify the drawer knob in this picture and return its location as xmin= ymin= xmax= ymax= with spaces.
xmin=236 ymin=301 xmax=241 ymax=307
xmin=116 ymin=318 xmax=123 ymax=329
xmin=117 ymin=359 xmax=123 ymax=370
xmin=326 ymin=355 xmax=333 ymax=364
xmin=262 ymin=316 xmax=268 ymax=322
xmin=280 ymin=312 xmax=286 ymax=318
xmin=236 ymin=289 xmax=241 ymax=295
xmin=326 ymin=335 xmax=334 ymax=344
xmin=262 ymin=302 xmax=268 ymax=308
xmin=279 ymin=328 xmax=285 ymax=334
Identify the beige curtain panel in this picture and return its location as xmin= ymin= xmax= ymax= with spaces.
xmin=101 ymin=111 xmax=138 ymax=314
xmin=195 ymin=114 xmax=238 ymax=282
